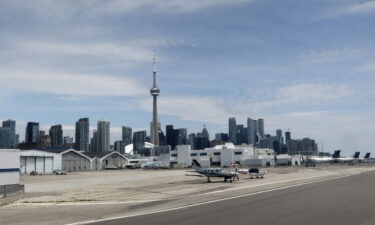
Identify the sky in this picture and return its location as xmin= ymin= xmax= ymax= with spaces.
xmin=0 ymin=0 xmax=375 ymax=156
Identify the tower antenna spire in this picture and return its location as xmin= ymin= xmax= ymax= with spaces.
xmin=153 ymin=51 xmax=156 ymax=73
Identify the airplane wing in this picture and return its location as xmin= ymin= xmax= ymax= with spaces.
xmin=185 ymin=173 xmax=205 ymax=177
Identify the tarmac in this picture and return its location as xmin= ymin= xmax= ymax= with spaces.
xmin=1 ymin=165 xmax=375 ymax=225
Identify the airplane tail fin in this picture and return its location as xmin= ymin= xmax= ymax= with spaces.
xmin=332 ymin=150 xmax=341 ymax=158
xmin=192 ymin=159 xmax=201 ymax=168
xmin=364 ymin=152 xmax=371 ymax=159
xmin=353 ymin=152 xmax=360 ymax=159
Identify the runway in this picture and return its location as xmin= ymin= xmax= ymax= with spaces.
xmin=90 ymin=170 xmax=375 ymax=225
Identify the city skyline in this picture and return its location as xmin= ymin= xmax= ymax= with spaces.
xmin=1 ymin=1 xmax=375 ymax=155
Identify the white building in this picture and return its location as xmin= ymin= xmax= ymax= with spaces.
xmin=20 ymin=150 xmax=61 ymax=174
xmin=20 ymin=149 xmax=96 ymax=173
xmin=275 ymin=154 xmax=302 ymax=166
xmin=0 ymin=149 xmax=20 ymax=185
xmin=170 ymin=143 xmax=274 ymax=167
xmin=241 ymin=155 xmax=275 ymax=167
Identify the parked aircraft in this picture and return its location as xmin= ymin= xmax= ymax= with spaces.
xmin=359 ymin=152 xmax=374 ymax=163
xmin=306 ymin=150 xmax=360 ymax=166
xmin=188 ymin=159 xmax=239 ymax=183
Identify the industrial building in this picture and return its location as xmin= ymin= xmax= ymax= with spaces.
xmin=83 ymin=151 xmax=128 ymax=170
xmin=61 ymin=149 xmax=92 ymax=172
xmin=0 ymin=149 xmax=23 ymax=196
xmin=18 ymin=149 xmax=130 ymax=173
xmin=20 ymin=150 xmax=62 ymax=174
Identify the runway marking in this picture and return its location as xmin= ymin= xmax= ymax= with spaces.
xmin=66 ymin=174 xmax=352 ymax=225
xmin=15 ymin=200 xmax=160 ymax=206
xmin=191 ymin=172 xmax=353 ymax=197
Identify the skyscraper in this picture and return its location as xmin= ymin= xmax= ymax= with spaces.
xmin=166 ymin=125 xmax=178 ymax=150
xmin=177 ymin=128 xmax=188 ymax=145
xmin=285 ymin=131 xmax=291 ymax=144
xmin=97 ymin=119 xmax=110 ymax=152
xmin=236 ymin=124 xmax=244 ymax=144
xmin=122 ymin=126 xmax=132 ymax=146
xmin=276 ymin=129 xmax=283 ymax=144
xmin=247 ymin=118 xmax=256 ymax=145
xmin=0 ymin=127 xmax=9 ymax=148
xmin=1 ymin=119 xmax=17 ymax=148
xmin=133 ymin=130 xmax=146 ymax=154
xmin=91 ymin=129 xmax=98 ymax=152
xmin=258 ymin=118 xmax=265 ymax=139
xmin=228 ymin=117 xmax=237 ymax=145
xmin=189 ymin=133 xmax=196 ymax=150
xmin=150 ymin=56 xmax=160 ymax=146
xmin=74 ymin=118 xmax=89 ymax=151
xmin=49 ymin=125 xmax=63 ymax=147
xmin=25 ymin=122 xmax=39 ymax=144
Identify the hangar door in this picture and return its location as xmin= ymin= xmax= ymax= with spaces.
xmin=35 ymin=157 xmax=44 ymax=173
xmin=45 ymin=157 xmax=53 ymax=173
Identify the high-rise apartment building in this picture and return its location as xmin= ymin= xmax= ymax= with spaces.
xmin=177 ymin=128 xmax=188 ymax=145
xmin=49 ymin=125 xmax=63 ymax=147
xmin=133 ymin=130 xmax=146 ymax=154
xmin=166 ymin=125 xmax=177 ymax=150
xmin=91 ymin=129 xmax=98 ymax=152
xmin=122 ymin=126 xmax=132 ymax=146
xmin=189 ymin=133 xmax=196 ymax=150
xmin=74 ymin=118 xmax=89 ymax=151
xmin=25 ymin=122 xmax=39 ymax=144
xmin=276 ymin=129 xmax=283 ymax=144
xmin=247 ymin=118 xmax=256 ymax=145
xmin=228 ymin=117 xmax=237 ymax=145
xmin=0 ymin=119 xmax=18 ymax=148
xmin=258 ymin=118 xmax=265 ymax=139
xmin=97 ymin=119 xmax=110 ymax=152
xmin=285 ymin=131 xmax=291 ymax=144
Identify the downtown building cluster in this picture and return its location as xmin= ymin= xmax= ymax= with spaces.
xmin=0 ymin=117 xmax=317 ymax=157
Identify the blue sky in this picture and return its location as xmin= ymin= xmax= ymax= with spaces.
xmin=1 ymin=0 xmax=375 ymax=155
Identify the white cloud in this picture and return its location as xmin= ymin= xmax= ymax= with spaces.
xmin=300 ymin=48 xmax=364 ymax=64
xmin=1 ymin=0 xmax=254 ymax=18
xmin=319 ymin=1 xmax=375 ymax=19
xmin=237 ymin=82 xmax=358 ymax=114
xmin=137 ymin=95 xmax=232 ymax=125
xmin=356 ymin=62 xmax=375 ymax=72
xmin=7 ymin=39 xmax=154 ymax=64
xmin=0 ymin=68 xmax=146 ymax=97
xmin=339 ymin=1 xmax=375 ymax=15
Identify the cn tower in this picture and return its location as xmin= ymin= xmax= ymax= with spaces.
xmin=150 ymin=55 xmax=160 ymax=146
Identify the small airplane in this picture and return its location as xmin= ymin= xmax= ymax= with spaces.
xmin=233 ymin=164 xmax=268 ymax=179
xmin=187 ymin=159 xmax=239 ymax=183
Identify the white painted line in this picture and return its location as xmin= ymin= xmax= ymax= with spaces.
xmin=15 ymin=200 xmax=160 ymax=206
xmin=66 ymin=174 xmax=352 ymax=225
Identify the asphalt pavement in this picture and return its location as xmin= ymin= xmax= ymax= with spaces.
xmin=90 ymin=170 xmax=375 ymax=225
